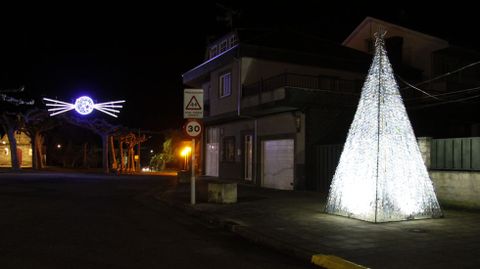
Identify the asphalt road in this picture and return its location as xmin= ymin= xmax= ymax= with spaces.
xmin=0 ymin=172 xmax=315 ymax=269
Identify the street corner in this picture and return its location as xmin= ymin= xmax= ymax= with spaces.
xmin=311 ymin=254 xmax=369 ymax=269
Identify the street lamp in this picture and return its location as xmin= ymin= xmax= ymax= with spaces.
xmin=180 ymin=146 xmax=192 ymax=170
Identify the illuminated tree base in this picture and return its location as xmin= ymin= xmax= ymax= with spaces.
xmin=325 ymin=33 xmax=442 ymax=223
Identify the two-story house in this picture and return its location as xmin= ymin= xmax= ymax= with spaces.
xmin=183 ymin=28 xmax=370 ymax=191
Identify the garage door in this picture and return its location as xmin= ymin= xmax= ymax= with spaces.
xmin=262 ymin=139 xmax=294 ymax=190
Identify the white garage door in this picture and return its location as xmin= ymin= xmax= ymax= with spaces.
xmin=262 ymin=139 xmax=294 ymax=190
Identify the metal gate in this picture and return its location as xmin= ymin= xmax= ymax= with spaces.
xmin=431 ymin=137 xmax=480 ymax=170
xmin=315 ymin=144 xmax=343 ymax=192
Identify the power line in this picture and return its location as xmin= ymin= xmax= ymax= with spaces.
xmin=410 ymin=93 xmax=480 ymax=109
xmin=406 ymin=85 xmax=480 ymax=101
xmin=400 ymin=60 xmax=480 ymax=90
xmin=396 ymin=75 xmax=441 ymax=100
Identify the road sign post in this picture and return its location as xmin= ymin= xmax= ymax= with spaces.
xmin=183 ymin=119 xmax=202 ymax=205
xmin=191 ymin=138 xmax=195 ymax=205
xmin=184 ymin=89 xmax=203 ymax=119
xmin=184 ymin=89 xmax=203 ymax=205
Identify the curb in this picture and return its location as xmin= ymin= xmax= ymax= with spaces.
xmin=311 ymin=254 xmax=370 ymax=269
xmin=154 ymin=193 xmax=369 ymax=269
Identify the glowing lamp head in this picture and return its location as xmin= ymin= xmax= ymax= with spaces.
xmin=74 ymin=96 xmax=95 ymax=115
xmin=180 ymin=147 xmax=191 ymax=157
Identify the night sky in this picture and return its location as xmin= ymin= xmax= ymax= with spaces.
xmin=1 ymin=3 xmax=478 ymax=132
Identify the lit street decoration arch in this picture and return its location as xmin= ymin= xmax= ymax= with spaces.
xmin=43 ymin=96 xmax=125 ymax=118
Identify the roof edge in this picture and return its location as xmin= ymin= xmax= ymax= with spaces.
xmin=342 ymin=16 xmax=449 ymax=46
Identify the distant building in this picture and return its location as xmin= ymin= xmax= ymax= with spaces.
xmin=183 ymin=17 xmax=480 ymax=192
xmin=0 ymin=132 xmax=32 ymax=168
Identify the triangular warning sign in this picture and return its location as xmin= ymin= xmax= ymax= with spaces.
xmin=185 ymin=96 xmax=202 ymax=110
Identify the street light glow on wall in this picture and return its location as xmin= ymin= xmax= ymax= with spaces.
xmin=180 ymin=146 xmax=192 ymax=170
xmin=325 ymin=32 xmax=442 ymax=222
xmin=43 ymin=96 xmax=125 ymax=118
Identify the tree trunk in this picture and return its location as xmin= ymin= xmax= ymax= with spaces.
xmin=137 ymin=141 xmax=141 ymax=172
xmin=129 ymin=146 xmax=134 ymax=172
xmin=102 ymin=134 xmax=109 ymax=173
xmin=110 ymin=136 xmax=117 ymax=170
xmin=6 ymin=129 xmax=20 ymax=170
xmin=37 ymin=134 xmax=44 ymax=169
xmin=119 ymin=141 xmax=124 ymax=172
xmin=83 ymin=143 xmax=88 ymax=168
xmin=127 ymin=146 xmax=131 ymax=171
xmin=32 ymin=131 xmax=39 ymax=169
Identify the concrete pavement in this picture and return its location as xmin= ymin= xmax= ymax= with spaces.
xmin=156 ymin=179 xmax=480 ymax=269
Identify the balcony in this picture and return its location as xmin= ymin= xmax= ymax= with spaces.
xmin=241 ymin=73 xmax=362 ymax=112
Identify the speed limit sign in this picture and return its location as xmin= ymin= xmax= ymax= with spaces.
xmin=184 ymin=119 xmax=202 ymax=138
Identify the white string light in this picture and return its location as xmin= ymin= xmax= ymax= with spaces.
xmin=325 ymin=32 xmax=443 ymax=222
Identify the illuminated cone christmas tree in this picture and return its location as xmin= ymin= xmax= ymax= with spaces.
xmin=325 ymin=32 xmax=442 ymax=222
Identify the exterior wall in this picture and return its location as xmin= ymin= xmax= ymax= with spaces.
xmin=430 ymin=171 xmax=480 ymax=209
xmin=209 ymin=111 xmax=306 ymax=189
xmin=258 ymin=112 xmax=305 ymax=190
xmin=0 ymin=132 xmax=33 ymax=168
xmin=215 ymin=119 xmax=254 ymax=180
xmin=417 ymin=137 xmax=432 ymax=168
xmin=343 ymin=19 xmax=449 ymax=78
xmin=209 ymin=61 xmax=240 ymax=116
xmin=418 ymin=137 xmax=480 ymax=209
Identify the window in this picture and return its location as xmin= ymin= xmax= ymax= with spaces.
xmin=209 ymin=45 xmax=218 ymax=59
xmin=229 ymin=35 xmax=238 ymax=47
xmin=223 ymin=136 xmax=235 ymax=162
xmin=219 ymin=40 xmax=228 ymax=53
xmin=219 ymin=72 xmax=231 ymax=97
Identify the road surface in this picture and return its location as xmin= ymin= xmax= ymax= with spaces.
xmin=0 ymin=172 xmax=314 ymax=269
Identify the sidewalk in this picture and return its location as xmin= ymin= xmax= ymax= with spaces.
xmin=155 ymin=179 xmax=480 ymax=269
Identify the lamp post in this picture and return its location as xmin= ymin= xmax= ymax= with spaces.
xmin=180 ymin=146 xmax=191 ymax=170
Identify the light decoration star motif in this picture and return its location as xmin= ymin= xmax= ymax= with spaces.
xmin=43 ymin=96 xmax=125 ymax=118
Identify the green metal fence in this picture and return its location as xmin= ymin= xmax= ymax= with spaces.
xmin=431 ymin=137 xmax=480 ymax=170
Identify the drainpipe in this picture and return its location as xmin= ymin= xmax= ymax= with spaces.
xmin=235 ymin=55 xmax=258 ymax=183
xmin=236 ymin=56 xmax=242 ymax=118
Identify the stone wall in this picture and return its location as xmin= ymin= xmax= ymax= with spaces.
xmin=430 ymin=171 xmax=480 ymax=209
xmin=418 ymin=137 xmax=480 ymax=209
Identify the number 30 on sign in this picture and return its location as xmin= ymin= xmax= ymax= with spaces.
xmin=184 ymin=119 xmax=202 ymax=138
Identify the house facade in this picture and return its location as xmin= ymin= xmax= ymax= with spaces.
xmin=183 ymin=18 xmax=480 ymax=193
xmin=183 ymin=29 xmax=369 ymax=191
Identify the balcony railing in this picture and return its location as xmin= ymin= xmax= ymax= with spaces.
xmin=242 ymin=73 xmax=363 ymax=97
